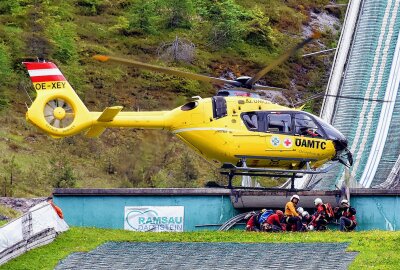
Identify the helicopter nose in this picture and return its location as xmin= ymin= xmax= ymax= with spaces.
xmin=347 ymin=151 xmax=353 ymax=166
xmin=333 ymin=138 xmax=348 ymax=152
xmin=333 ymin=138 xmax=353 ymax=166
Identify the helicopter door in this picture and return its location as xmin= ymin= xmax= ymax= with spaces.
xmin=212 ymin=96 xmax=227 ymax=119
xmin=266 ymin=113 xmax=292 ymax=134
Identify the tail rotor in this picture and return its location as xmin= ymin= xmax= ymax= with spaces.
xmin=44 ymin=98 xmax=75 ymax=129
xmin=23 ymin=61 xmax=91 ymax=137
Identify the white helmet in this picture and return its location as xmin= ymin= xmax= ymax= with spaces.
xmin=302 ymin=211 xmax=309 ymax=217
xmin=297 ymin=207 xmax=304 ymax=214
xmin=290 ymin=194 xmax=300 ymax=202
xmin=341 ymin=199 xmax=349 ymax=205
xmin=308 ymin=225 xmax=314 ymax=231
xmin=314 ymin=198 xmax=323 ymax=206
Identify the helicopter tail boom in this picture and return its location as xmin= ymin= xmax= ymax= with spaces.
xmin=85 ymin=106 xmax=123 ymax=137
xmin=86 ymin=110 xmax=172 ymax=137
xmin=24 ymin=62 xmax=173 ymax=138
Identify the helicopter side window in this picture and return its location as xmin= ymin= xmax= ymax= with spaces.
xmin=266 ymin=113 xmax=292 ymax=134
xmin=294 ymin=113 xmax=322 ymax=138
xmin=212 ymin=96 xmax=227 ymax=119
xmin=242 ymin=113 xmax=259 ymax=130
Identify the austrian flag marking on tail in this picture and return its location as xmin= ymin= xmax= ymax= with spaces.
xmin=23 ymin=62 xmax=67 ymax=90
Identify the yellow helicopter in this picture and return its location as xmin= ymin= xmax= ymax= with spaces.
xmin=23 ymin=33 xmax=352 ymax=189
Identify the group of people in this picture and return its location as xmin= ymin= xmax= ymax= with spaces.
xmin=245 ymin=194 xmax=357 ymax=232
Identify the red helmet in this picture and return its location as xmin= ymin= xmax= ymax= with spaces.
xmin=276 ymin=210 xmax=284 ymax=217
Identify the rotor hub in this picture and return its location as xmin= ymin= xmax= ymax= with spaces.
xmin=53 ymin=107 xmax=66 ymax=120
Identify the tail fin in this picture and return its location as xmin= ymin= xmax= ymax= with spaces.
xmin=24 ymin=62 xmax=67 ymax=89
xmin=23 ymin=62 xmax=91 ymax=137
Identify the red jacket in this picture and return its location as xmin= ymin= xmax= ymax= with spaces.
xmin=266 ymin=214 xmax=282 ymax=228
xmin=337 ymin=207 xmax=357 ymax=224
xmin=316 ymin=204 xmax=325 ymax=215
xmin=247 ymin=215 xmax=255 ymax=227
xmin=315 ymin=204 xmax=327 ymax=219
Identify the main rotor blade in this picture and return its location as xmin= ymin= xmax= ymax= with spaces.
xmin=93 ymin=55 xmax=241 ymax=87
xmin=246 ymin=32 xmax=321 ymax=87
xmin=253 ymin=84 xmax=289 ymax=91
xmin=292 ymin=92 xmax=392 ymax=107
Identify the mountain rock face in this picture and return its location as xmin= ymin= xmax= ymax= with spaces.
xmin=0 ymin=197 xmax=45 ymax=214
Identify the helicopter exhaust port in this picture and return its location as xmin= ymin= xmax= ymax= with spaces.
xmin=181 ymin=101 xmax=198 ymax=111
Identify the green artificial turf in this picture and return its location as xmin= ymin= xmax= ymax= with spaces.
xmin=1 ymin=227 xmax=399 ymax=269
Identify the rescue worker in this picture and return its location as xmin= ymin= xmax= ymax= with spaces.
xmin=297 ymin=207 xmax=304 ymax=215
xmin=335 ymin=199 xmax=357 ymax=232
xmin=301 ymin=211 xmax=313 ymax=231
xmin=284 ymin=194 xmax=302 ymax=231
xmin=313 ymin=198 xmax=328 ymax=231
xmin=245 ymin=209 xmax=265 ymax=231
xmin=264 ymin=210 xmax=285 ymax=232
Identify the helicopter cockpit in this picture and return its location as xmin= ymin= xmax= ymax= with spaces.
xmin=241 ymin=111 xmax=345 ymax=142
xmin=241 ymin=110 xmax=351 ymax=166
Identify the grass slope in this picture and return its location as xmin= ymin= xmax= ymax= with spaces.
xmin=0 ymin=205 xmax=21 ymax=226
xmin=1 ymin=227 xmax=399 ymax=269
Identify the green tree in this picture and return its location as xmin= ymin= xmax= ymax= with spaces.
xmin=245 ymin=7 xmax=276 ymax=50
xmin=162 ymin=0 xmax=194 ymax=29
xmin=126 ymin=0 xmax=159 ymax=35
xmin=0 ymin=43 xmax=12 ymax=108
xmin=0 ymin=0 xmax=25 ymax=15
xmin=194 ymin=0 xmax=249 ymax=47
xmin=180 ymin=152 xmax=198 ymax=183
xmin=49 ymin=158 xmax=77 ymax=188
xmin=1 ymin=156 xmax=21 ymax=197
xmin=47 ymin=22 xmax=78 ymax=64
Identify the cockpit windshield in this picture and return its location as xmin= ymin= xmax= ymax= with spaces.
xmin=312 ymin=114 xmax=346 ymax=141
xmin=293 ymin=113 xmax=323 ymax=138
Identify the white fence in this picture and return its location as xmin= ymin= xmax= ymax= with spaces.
xmin=0 ymin=202 xmax=69 ymax=266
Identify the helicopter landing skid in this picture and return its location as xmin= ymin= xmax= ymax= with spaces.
xmin=220 ymin=170 xmax=302 ymax=191
xmin=219 ymin=161 xmax=339 ymax=191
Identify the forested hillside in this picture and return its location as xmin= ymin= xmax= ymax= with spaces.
xmin=0 ymin=0 xmax=346 ymax=197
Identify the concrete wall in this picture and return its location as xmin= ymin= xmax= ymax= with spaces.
xmin=54 ymin=189 xmax=238 ymax=231
xmin=53 ymin=188 xmax=400 ymax=231
xmin=351 ymin=196 xmax=400 ymax=230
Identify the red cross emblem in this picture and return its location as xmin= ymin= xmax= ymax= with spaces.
xmin=283 ymin=138 xmax=292 ymax=148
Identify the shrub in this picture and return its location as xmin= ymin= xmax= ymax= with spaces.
xmin=160 ymin=0 xmax=194 ymax=29
xmin=47 ymin=22 xmax=78 ymax=64
xmin=126 ymin=0 xmax=159 ymax=35
xmin=194 ymin=0 xmax=249 ymax=48
xmin=0 ymin=43 xmax=13 ymax=82
xmin=245 ymin=7 xmax=276 ymax=50
xmin=49 ymin=158 xmax=77 ymax=188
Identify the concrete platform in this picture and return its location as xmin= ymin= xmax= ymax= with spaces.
xmin=55 ymin=242 xmax=357 ymax=270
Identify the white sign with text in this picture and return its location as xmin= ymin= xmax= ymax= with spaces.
xmin=124 ymin=206 xmax=184 ymax=232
